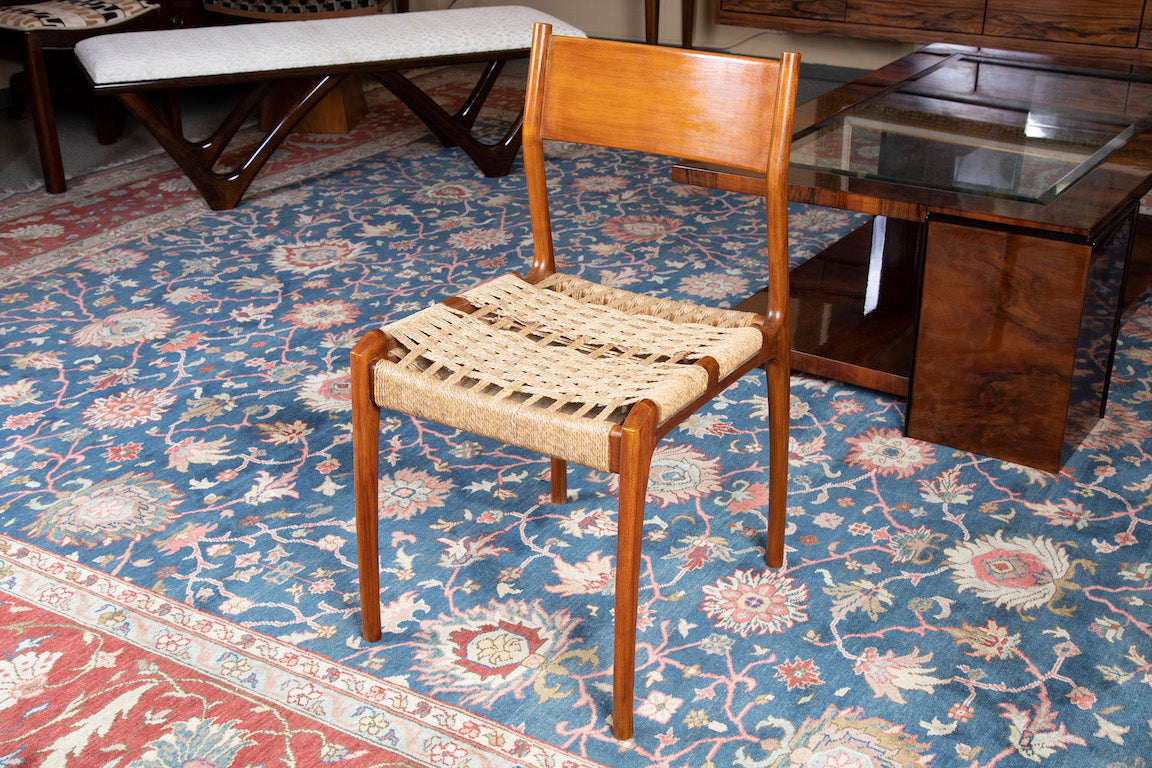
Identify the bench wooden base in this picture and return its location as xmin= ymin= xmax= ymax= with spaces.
xmin=115 ymin=57 xmax=524 ymax=209
xmin=74 ymin=6 xmax=584 ymax=208
xmin=261 ymin=76 xmax=367 ymax=134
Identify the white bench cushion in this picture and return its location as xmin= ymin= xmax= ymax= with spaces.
xmin=75 ymin=5 xmax=585 ymax=86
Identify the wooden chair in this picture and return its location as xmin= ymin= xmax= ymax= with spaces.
xmin=0 ymin=0 xmax=161 ymax=193
xmin=353 ymin=24 xmax=799 ymax=740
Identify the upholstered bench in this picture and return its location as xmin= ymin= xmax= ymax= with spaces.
xmin=73 ymin=5 xmax=585 ymax=209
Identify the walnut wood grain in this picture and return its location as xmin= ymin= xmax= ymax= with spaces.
xmin=909 ymin=221 xmax=1086 ymax=470
xmin=1141 ymin=7 xmax=1152 ymax=49
xmin=984 ymin=0 xmax=1142 ymax=47
xmin=906 ymin=211 xmax=1132 ymax=470
xmin=679 ymin=45 xmax=1152 ymax=236
xmin=720 ymin=0 xmax=844 ymax=22
xmin=846 ymin=0 xmax=984 ymax=34
xmin=717 ymin=0 xmax=1152 ymax=66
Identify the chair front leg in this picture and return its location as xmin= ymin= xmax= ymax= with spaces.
xmin=352 ymin=330 xmax=389 ymax=642
xmin=611 ymin=400 xmax=657 ymax=741
xmin=764 ymin=348 xmax=790 ymax=568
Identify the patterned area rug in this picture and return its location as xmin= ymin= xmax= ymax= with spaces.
xmin=0 ymin=541 xmax=426 ymax=766
xmin=1 ymin=66 xmax=1150 ymax=767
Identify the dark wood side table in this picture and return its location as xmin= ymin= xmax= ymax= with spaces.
xmin=673 ymin=44 xmax=1152 ymax=471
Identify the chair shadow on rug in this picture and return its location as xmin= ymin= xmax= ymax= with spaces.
xmin=352 ymin=23 xmax=799 ymax=740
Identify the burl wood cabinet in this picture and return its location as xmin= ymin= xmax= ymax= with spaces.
xmin=717 ymin=0 xmax=1152 ymax=64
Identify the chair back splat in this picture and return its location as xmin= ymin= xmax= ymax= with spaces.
xmin=352 ymin=22 xmax=799 ymax=741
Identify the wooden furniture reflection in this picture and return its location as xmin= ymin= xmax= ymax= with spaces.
xmin=354 ymin=24 xmax=798 ymax=739
xmin=717 ymin=0 xmax=1152 ymax=65
xmin=673 ymin=45 xmax=1152 ymax=471
xmin=644 ymin=0 xmax=695 ymax=48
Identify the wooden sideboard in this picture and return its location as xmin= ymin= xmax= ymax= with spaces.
xmin=717 ymin=1 xmax=1152 ymax=65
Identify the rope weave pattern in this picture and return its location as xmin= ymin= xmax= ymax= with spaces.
xmin=374 ymin=272 xmax=762 ymax=470
xmin=540 ymin=272 xmax=759 ymax=329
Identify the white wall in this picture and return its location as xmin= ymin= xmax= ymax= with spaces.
xmin=416 ymin=0 xmax=913 ymax=69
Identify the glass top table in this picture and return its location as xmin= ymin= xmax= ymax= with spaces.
xmin=789 ymin=52 xmax=1152 ymax=205
xmin=671 ymin=44 xmax=1152 ymax=471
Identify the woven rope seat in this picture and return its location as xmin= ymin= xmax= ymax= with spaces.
xmin=376 ymin=272 xmax=762 ymax=471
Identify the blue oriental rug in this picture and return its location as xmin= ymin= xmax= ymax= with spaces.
xmin=0 ymin=67 xmax=1149 ymax=767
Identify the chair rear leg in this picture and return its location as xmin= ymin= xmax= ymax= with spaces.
xmin=352 ymin=330 xmax=389 ymax=642
xmin=764 ymin=353 xmax=790 ymax=568
xmin=612 ymin=401 xmax=657 ymax=740
xmin=550 ymin=457 xmax=567 ymax=503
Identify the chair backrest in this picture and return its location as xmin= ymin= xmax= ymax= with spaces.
xmin=521 ymin=23 xmax=799 ymax=309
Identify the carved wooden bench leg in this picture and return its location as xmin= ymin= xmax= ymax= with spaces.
xmin=454 ymin=59 xmax=507 ymax=133
xmin=76 ymin=8 xmax=586 ymax=206
xmin=372 ymin=63 xmax=523 ymax=178
xmin=115 ymin=75 xmax=345 ymax=210
xmin=189 ymin=82 xmax=276 ymax=169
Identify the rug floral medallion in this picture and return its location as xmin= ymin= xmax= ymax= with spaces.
xmin=0 ymin=67 xmax=1150 ymax=768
